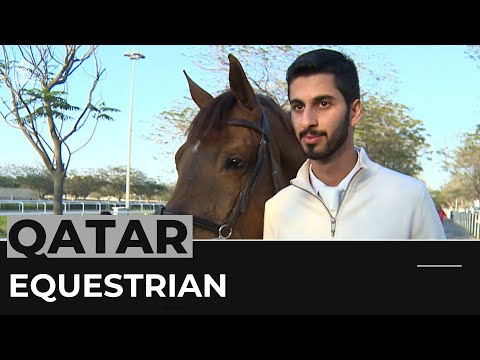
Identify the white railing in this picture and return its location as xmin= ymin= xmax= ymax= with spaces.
xmin=451 ymin=209 xmax=480 ymax=239
xmin=0 ymin=199 xmax=164 ymax=215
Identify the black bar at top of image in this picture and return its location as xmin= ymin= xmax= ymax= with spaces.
xmin=0 ymin=240 xmax=479 ymax=315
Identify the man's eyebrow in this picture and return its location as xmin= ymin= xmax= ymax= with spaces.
xmin=312 ymin=95 xmax=335 ymax=102
xmin=289 ymin=98 xmax=304 ymax=105
xmin=289 ymin=95 xmax=335 ymax=105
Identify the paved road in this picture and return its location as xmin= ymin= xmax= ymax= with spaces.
xmin=443 ymin=219 xmax=475 ymax=239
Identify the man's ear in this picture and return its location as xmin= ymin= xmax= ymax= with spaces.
xmin=350 ymin=99 xmax=362 ymax=127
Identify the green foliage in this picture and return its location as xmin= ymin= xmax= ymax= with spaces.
xmin=437 ymin=176 xmax=472 ymax=208
xmin=0 ymin=45 xmax=119 ymax=214
xmin=436 ymin=48 xmax=480 ymax=207
xmin=96 ymin=166 xmax=128 ymax=201
xmin=0 ymin=175 xmax=17 ymax=188
xmin=440 ymin=124 xmax=480 ymax=203
xmin=94 ymin=166 xmax=170 ymax=201
xmin=0 ymin=163 xmax=172 ymax=202
xmin=64 ymin=170 xmax=106 ymax=200
xmin=89 ymin=101 xmax=120 ymax=121
xmin=0 ymin=216 xmax=6 ymax=238
xmin=15 ymin=89 xmax=80 ymax=123
xmin=1 ymin=164 xmax=53 ymax=198
xmin=430 ymin=189 xmax=449 ymax=207
xmin=355 ymin=95 xmax=431 ymax=177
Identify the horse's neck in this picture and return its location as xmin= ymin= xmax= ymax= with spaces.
xmin=272 ymin=121 xmax=306 ymax=186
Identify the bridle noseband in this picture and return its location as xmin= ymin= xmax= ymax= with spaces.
xmin=158 ymin=110 xmax=281 ymax=239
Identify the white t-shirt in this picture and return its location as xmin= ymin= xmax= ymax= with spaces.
xmin=309 ymin=150 xmax=361 ymax=205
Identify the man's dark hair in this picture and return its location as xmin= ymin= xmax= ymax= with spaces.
xmin=286 ymin=49 xmax=360 ymax=106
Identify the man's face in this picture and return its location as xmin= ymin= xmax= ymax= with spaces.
xmin=289 ymin=73 xmax=351 ymax=160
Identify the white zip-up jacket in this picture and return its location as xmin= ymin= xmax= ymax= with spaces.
xmin=263 ymin=147 xmax=446 ymax=240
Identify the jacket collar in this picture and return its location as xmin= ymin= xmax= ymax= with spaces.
xmin=291 ymin=147 xmax=380 ymax=194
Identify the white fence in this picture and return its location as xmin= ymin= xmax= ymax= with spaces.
xmin=451 ymin=209 xmax=480 ymax=239
xmin=0 ymin=199 xmax=164 ymax=215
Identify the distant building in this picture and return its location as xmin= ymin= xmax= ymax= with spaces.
xmin=0 ymin=187 xmax=37 ymax=200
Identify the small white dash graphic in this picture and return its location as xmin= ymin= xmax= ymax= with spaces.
xmin=417 ymin=265 xmax=463 ymax=268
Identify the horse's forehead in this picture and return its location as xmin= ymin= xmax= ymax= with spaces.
xmin=229 ymin=103 xmax=260 ymax=121
xmin=192 ymin=140 xmax=200 ymax=154
xmin=183 ymin=129 xmax=257 ymax=162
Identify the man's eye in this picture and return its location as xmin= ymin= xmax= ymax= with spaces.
xmin=291 ymin=104 xmax=303 ymax=111
xmin=319 ymin=101 xmax=330 ymax=107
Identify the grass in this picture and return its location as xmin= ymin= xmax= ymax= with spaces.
xmin=0 ymin=216 xmax=6 ymax=238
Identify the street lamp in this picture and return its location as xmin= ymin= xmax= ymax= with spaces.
xmin=124 ymin=50 xmax=145 ymax=211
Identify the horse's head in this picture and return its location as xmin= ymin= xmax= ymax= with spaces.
xmin=162 ymin=54 xmax=305 ymax=239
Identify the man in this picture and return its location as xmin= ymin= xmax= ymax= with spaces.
xmin=263 ymin=49 xmax=446 ymax=239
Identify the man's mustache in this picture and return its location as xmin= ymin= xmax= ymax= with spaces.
xmin=299 ymin=129 xmax=327 ymax=139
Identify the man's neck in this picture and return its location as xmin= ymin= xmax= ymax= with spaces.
xmin=310 ymin=142 xmax=358 ymax=187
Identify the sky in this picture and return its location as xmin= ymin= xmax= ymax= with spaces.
xmin=1 ymin=45 xmax=479 ymax=191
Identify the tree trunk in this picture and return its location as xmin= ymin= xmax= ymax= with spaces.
xmin=52 ymin=171 xmax=65 ymax=215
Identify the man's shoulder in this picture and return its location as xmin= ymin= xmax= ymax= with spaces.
xmin=375 ymin=165 xmax=427 ymax=192
xmin=359 ymin=148 xmax=426 ymax=190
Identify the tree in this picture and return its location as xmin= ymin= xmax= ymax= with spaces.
xmin=0 ymin=175 xmax=18 ymax=188
xmin=187 ymin=45 xmax=398 ymax=109
xmin=0 ymin=170 xmax=17 ymax=188
xmin=3 ymin=164 xmax=53 ymax=199
xmin=190 ymin=45 xmax=312 ymax=109
xmin=95 ymin=166 xmax=167 ymax=202
xmin=157 ymin=183 xmax=175 ymax=201
xmin=96 ymin=166 xmax=128 ymax=202
xmin=150 ymin=45 xmax=399 ymax=160
xmin=147 ymin=104 xmax=198 ymax=154
xmin=437 ymin=176 xmax=472 ymax=209
xmin=429 ymin=189 xmax=447 ymax=208
xmin=355 ymin=95 xmax=431 ymax=177
xmin=441 ymin=125 xmax=480 ymax=203
xmin=132 ymin=177 xmax=169 ymax=201
xmin=0 ymin=45 xmax=118 ymax=214
xmin=64 ymin=170 xmax=105 ymax=200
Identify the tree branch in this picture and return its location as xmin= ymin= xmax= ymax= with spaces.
xmin=62 ymin=62 xmax=103 ymax=142
xmin=47 ymin=45 xmax=76 ymax=90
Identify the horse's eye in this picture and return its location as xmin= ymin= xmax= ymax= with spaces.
xmin=225 ymin=156 xmax=245 ymax=170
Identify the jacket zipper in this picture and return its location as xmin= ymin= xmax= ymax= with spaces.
xmin=331 ymin=168 xmax=364 ymax=237
xmin=292 ymin=167 xmax=365 ymax=238
xmin=330 ymin=218 xmax=336 ymax=237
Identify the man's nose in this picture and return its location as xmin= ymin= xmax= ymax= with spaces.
xmin=300 ymin=106 xmax=318 ymax=128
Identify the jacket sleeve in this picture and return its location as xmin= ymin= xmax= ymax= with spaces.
xmin=411 ymin=185 xmax=446 ymax=239
xmin=263 ymin=200 xmax=276 ymax=240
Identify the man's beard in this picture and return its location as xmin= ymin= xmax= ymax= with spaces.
xmin=299 ymin=111 xmax=350 ymax=161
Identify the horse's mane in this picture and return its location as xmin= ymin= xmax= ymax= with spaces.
xmin=187 ymin=92 xmax=295 ymax=142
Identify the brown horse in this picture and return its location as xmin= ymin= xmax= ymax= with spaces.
xmin=158 ymin=54 xmax=306 ymax=239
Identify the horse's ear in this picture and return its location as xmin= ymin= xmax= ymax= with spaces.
xmin=228 ymin=54 xmax=261 ymax=112
xmin=184 ymin=70 xmax=214 ymax=109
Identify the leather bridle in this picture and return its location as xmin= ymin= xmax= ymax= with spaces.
xmin=157 ymin=110 xmax=281 ymax=239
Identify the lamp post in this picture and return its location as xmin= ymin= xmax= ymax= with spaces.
xmin=124 ymin=50 xmax=145 ymax=211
